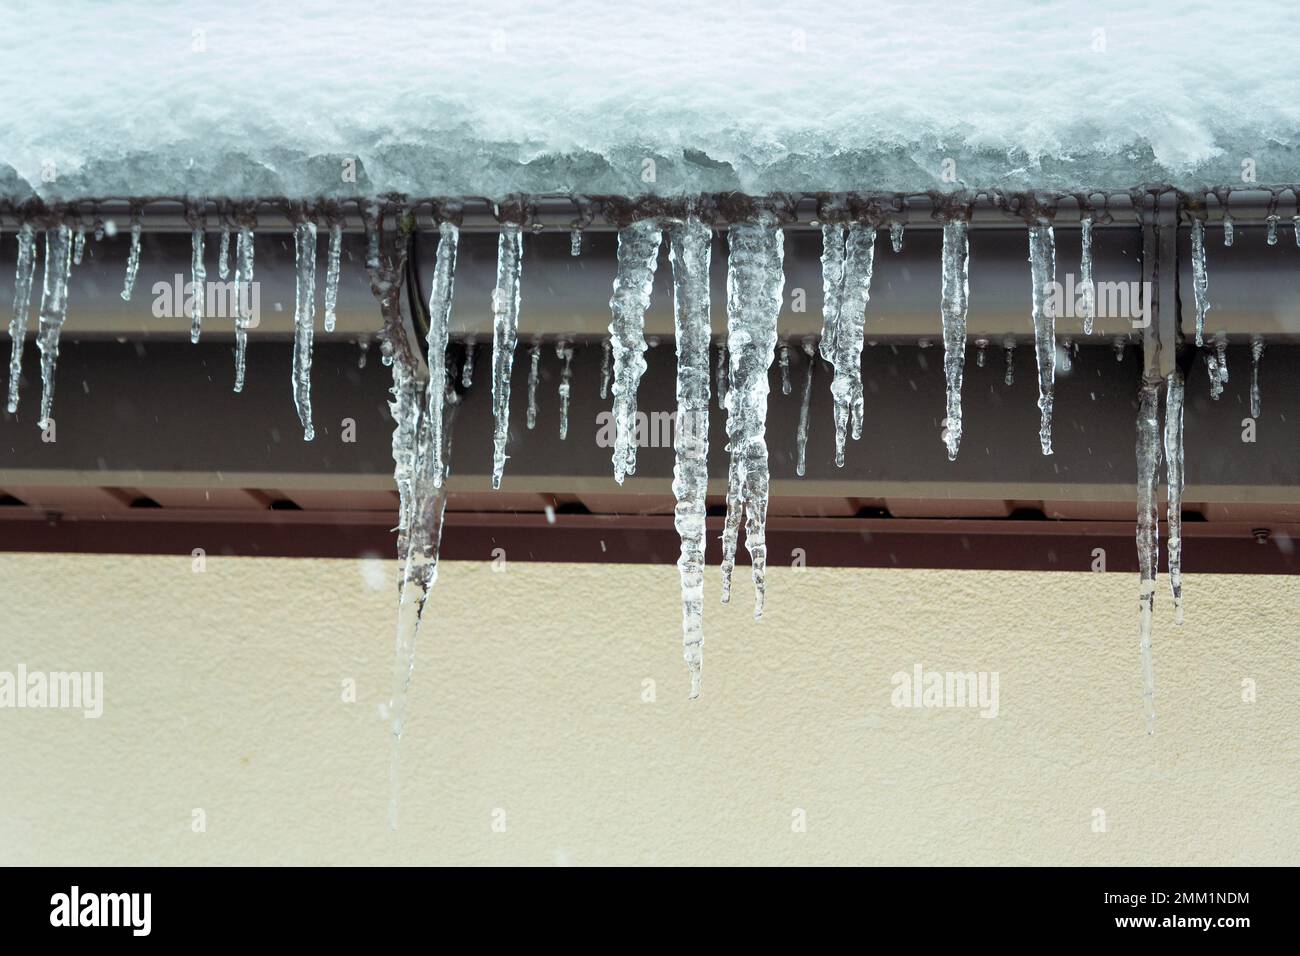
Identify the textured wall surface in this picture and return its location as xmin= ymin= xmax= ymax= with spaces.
xmin=0 ymin=553 xmax=1296 ymax=866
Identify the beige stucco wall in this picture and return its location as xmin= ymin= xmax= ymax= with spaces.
xmin=0 ymin=552 xmax=1296 ymax=865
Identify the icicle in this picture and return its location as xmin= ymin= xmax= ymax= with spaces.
xmin=1060 ymin=336 xmax=1073 ymax=373
xmin=526 ymin=339 xmax=541 ymax=429
xmin=715 ymin=342 xmax=729 ymax=410
xmin=1136 ymin=381 xmax=1161 ymax=735
xmin=1223 ymin=215 xmax=1234 ymax=247
xmin=779 ymin=342 xmax=792 ymax=395
xmin=975 ymin=338 xmax=988 ymax=368
xmin=358 ymin=337 xmax=370 ymax=369
xmin=795 ymin=339 xmax=815 ymax=477
xmin=718 ymin=220 xmax=783 ymax=619
xmin=890 ymin=221 xmax=905 ymax=253
xmin=607 ymin=219 xmax=662 ymax=484
xmin=668 ymin=217 xmax=712 ymax=697
xmin=324 ymin=221 xmax=342 ymax=333
xmin=120 ymin=217 xmax=142 ymax=301
xmin=1164 ymin=368 xmax=1185 ymax=627
xmin=189 ymin=226 xmax=206 ymax=344
xmin=360 ymin=201 xmax=457 ymax=828
xmin=1294 ymin=216 xmax=1300 ymax=247
xmin=36 ymin=225 xmax=74 ymax=429
xmin=218 ymin=227 xmax=231 ymax=280
xmin=939 ymin=219 xmax=970 ymax=461
xmin=490 ymin=224 xmax=523 ymax=489
xmin=291 ymin=220 xmax=317 ymax=440
xmin=1191 ymin=218 xmax=1210 ymax=346
xmin=570 ymin=229 xmax=582 ymax=256
xmin=1113 ymin=335 xmax=1126 ymax=362
xmin=1079 ymin=215 xmax=1096 ymax=335
xmin=556 ymin=339 xmax=573 ymax=439
xmin=1250 ymin=334 xmax=1264 ymax=418
xmin=6 ymin=224 xmax=37 ymax=414
xmin=827 ymin=223 xmax=876 ymax=466
xmin=232 ymin=226 xmax=255 ymax=393
xmin=817 ymin=224 xmax=846 ymax=361
xmin=72 ymin=226 xmax=86 ymax=266
xmin=1266 ymin=215 xmax=1279 ymax=246
xmin=426 ymin=222 xmax=459 ymax=487
xmin=1028 ymin=221 xmax=1056 ymax=456
xmin=1004 ymin=340 xmax=1016 ymax=386
xmin=93 ymin=219 xmax=105 ymax=242
xmin=461 ymin=339 xmax=476 ymax=387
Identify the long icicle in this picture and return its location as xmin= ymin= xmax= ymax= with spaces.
xmin=291 ymin=218 xmax=317 ymax=440
xmin=1191 ymin=218 xmax=1210 ymax=347
xmin=939 ymin=218 xmax=970 ymax=460
xmin=1028 ymin=220 xmax=1056 ymax=455
xmin=668 ymin=217 xmax=712 ymax=697
xmin=189 ymin=222 xmax=206 ymax=344
xmin=526 ymin=339 xmax=541 ymax=429
xmin=324 ymin=220 xmax=343 ymax=333
xmin=719 ymin=219 xmax=783 ymax=618
xmin=556 ymin=339 xmax=573 ymax=440
xmin=795 ymin=339 xmax=815 ymax=476
xmin=36 ymin=225 xmax=73 ymax=429
xmin=818 ymin=224 xmax=846 ymax=361
xmin=6 ymin=223 xmax=37 ymax=414
xmin=1080 ymin=215 xmax=1096 ymax=335
xmin=427 ymin=222 xmax=459 ymax=488
xmin=490 ymin=223 xmax=522 ymax=489
xmin=390 ymin=212 xmax=459 ymax=829
xmin=1136 ymin=381 xmax=1161 ymax=735
xmin=827 ymin=222 xmax=876 ymax=465
xmin=361 ymin=202 xmax=437 ymax=830
xmin=233 ymin=225 xmax=255 ymax=393
xmin=608 ymin=220 xmax=662 ymax=483
xmin=1163 ymin=368 xmax=1185 ymax=626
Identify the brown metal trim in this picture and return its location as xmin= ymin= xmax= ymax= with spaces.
xmin=0 ymin=509 xmax=1294 ymax=574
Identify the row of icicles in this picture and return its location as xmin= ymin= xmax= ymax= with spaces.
xmin=3 ymin=204 xmax=1279 ymax=773
xmin=4 ymin=212 xmax=345 ymax=439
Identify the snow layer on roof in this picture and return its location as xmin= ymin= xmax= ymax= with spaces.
xmin=2 ymin=0 xmax=1299 ymax=201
